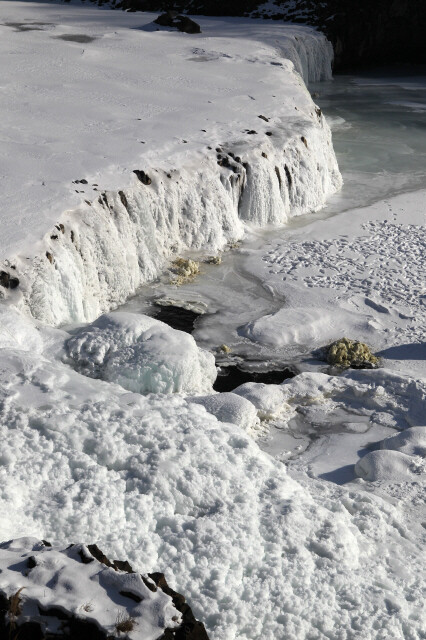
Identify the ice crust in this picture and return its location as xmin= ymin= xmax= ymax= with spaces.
xmin=67 ymin=312 xmax=217 ymax=395
xmin=0 ymin=2 xmax=341 ymax=326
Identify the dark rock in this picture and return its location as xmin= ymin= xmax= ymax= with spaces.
xmin=133 ymin=169 xmax=152 ymax=185
xmin=284 ymin=164 xmax=292 ymax=188
xmin=119 ymin=190 xmax=129 ymax=209
xmin=258 ymin=114 xmax=269 ymax=122
xmin=149 ymin=572 xmax=210 ymax=640
xmin=154 ymin=11 xmax=201 ymax=33
xmin=0 ymin=271 xmax=18 ymax=290
xmin=275 ymin=166 xmax=282 ymax=188
xmin=301 ymin=136 xmax=308 ymax=147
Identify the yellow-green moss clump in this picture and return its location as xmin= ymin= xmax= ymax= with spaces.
xmin=326 ymin=338 xmax=379 ymax=369
xmin=170 ymin=258 xmax=200 ymax=285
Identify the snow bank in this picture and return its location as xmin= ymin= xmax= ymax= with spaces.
xmin=0 ymin=2 xmax=340 ymax=326
xmin=0 ymin=538 xmax=185 ymax=640
xmin=67 ymin=312 xmax=217 ymax=395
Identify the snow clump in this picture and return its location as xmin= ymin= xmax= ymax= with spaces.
xmin=188 ymin=392 xmax=260 ymax=432
xmin=355 ymin=450 xmax=425 ymax=482
xmin=67 ymin=312 xmax=216 ymax=395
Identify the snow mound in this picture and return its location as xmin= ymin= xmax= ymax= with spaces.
xmin=232 ymin=382 xmax=288 ymax=419
xmin=355 ymin=450 xmax=425 ymax=483
xmin=381 ymin=426 xmax=426 ymax=457
xmin=188 ymin=392 xmax=259 ymax=432
xmin=67 ymin=312 xmax=216 ymax=395
xmin=240 ymin=307 xmax=361 ymax=349
xmin=0 ymin=538 xmax=197 ymax=640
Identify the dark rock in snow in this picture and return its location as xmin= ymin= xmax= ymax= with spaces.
xmin=133 ymin=169 xmax=152 ymax=185
xmin=154 ymin=11 xmax=201 ymax=33
xmin=0 ymin=540 xmax=210 ymax=640
xmin=0 ymin=271 xmax=19 ymax=289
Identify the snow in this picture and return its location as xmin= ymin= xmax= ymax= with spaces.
xmin=232 ymin=382 xmax=288 ymax=419
xmin=0 ymin=1 xmax=340 ymax=325
xmin=188 ymin=392 xmax=260 ymax=432
xmin=381 ymin=427 xmax=426 ymax=457
xmin=0 ymin=4 xmax=425 ymax=639
xmin=0 ymin=537 xmax=181 ymax=640
xmin=66 ymin=311 xmax=217 ymax=394
xmin=0 ymin=313 xmax=425 ymax=639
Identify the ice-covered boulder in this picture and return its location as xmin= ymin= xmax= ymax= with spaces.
xmin=380 ymin=427 xmax=426 ymax=458
xmin=232 ymin=382 xmax=288 ymax=419
xmin=188 ymin=392 xmax=259 ymax=432
xmin=354 ymin=450 xmax=425 ymax=483
xmin=66 ymin=312 xmax=216 ymax=395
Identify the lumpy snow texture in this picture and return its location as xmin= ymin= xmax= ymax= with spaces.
xmin=0 ymin=2 xmax=340 ymax=325
xmin=0 ymin=309 xmax=425 ymax=640
xmin=67 ymin=312 xmax=217 ymax=395
xmin=0 ymin=538 xmax=180 ymax=640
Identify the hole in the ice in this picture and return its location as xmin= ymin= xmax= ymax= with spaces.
xmin=213 ymin=365 xmax=295 ymax=393
xmin=152 ymin=305 xmax=201 ymax=334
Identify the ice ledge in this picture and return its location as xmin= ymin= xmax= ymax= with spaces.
xmin=1 ymin=111 xmax=341 ymax=326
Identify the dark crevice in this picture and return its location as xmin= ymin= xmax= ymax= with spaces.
xmin=153 ymin=305 xmax=201 ymax=333
xmin=213 ymin=365 xmax=295 ymax=392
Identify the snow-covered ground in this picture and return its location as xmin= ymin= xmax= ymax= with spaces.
xmin=0 ymin=2 xmax=425 ymax=639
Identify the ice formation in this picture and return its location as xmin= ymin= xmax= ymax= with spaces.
xmin=0 ymin=3 xmax=341 ymax=326
xmin=67 ymin=312 xmax=217 ymax=395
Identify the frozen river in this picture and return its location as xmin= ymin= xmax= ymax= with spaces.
xmin=118 ymin=67 xmax=426 ymax=482
xmin=120 ymin=67 xmax=426 ymax=362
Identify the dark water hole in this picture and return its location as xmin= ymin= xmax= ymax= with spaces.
xmin=153 ymin=304 xmax=201 ymax=333
xmin=213 ymin=365 xmax=295 ymax=392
